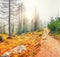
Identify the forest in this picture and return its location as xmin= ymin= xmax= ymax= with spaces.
xmin=0 ymin=0 xmax=43 ymax=35
xmin=0 ymin=0 xmax=60 ymax=57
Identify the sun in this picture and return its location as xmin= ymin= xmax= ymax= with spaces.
xmin=26 ymin=11 xmax=33 ymax=21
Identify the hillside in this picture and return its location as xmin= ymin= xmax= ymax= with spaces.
xmin=0 ymin=29 xmax=60 ymax=57
xmin=0 ymin=31 xmax=43 ymax=57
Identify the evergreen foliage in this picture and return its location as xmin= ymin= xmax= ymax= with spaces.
xmin=48 ymin=17 xmax=60 ymax=34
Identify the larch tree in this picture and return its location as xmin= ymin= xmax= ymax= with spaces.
xmin=17 ymin=2 xmax=27 ymax=34
xmin=0 ymin=0 xmax=9 ymax=34
xmin=31 ymin=9 xmax=40 ymax=31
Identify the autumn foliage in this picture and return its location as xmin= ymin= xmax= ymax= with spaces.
xmin=0 ymin=31 xmax=43 ymax=57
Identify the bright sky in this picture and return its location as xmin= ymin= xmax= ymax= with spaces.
xmin=22 ymin=0 xmax=60 ymax=22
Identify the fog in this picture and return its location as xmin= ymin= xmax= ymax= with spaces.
xmin=0 ymin=0 xmax=60 ymax=34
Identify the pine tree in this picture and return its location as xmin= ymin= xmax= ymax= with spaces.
xmin=0 ymin=0 xmax=9 ymax=34
xmin=17 ymin=2 xmax=26 ymax=34
xmin=23 ymin=16 xmax=28 ymax=33
xmin=31 ymin=9 xmax=40 ymax=31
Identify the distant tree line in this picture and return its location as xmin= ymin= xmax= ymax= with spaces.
xmin=0 ymin=0 xmax=44 ymax=35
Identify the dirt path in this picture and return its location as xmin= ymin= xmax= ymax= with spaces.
xmin=35 ymin=28 xmax=60 ymax=57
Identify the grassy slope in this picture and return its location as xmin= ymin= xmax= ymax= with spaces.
xmin=0 ymin=31 xmax=43 ymax=57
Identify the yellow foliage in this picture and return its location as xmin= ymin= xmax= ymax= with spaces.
xmin=0 ymin=34 xmax=8 ymax=40
xmin=0 ymin=31 xmax=42 ymax=57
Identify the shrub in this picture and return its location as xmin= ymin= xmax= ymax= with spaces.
xmin=48 ymin=17 xmax=60 ymax=34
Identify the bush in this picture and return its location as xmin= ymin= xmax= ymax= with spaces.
xmin=48 ymin=17 xmax=60 ymax=34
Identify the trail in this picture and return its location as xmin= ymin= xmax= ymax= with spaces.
xmin=35 ymin=28 xmax=60 ymax=57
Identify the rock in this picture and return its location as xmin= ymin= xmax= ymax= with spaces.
xmin=2 ymin=52 xmax=10 ymax=57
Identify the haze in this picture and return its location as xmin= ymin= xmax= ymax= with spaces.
xmin=23 ymin=0 xmax=60 ymax=22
